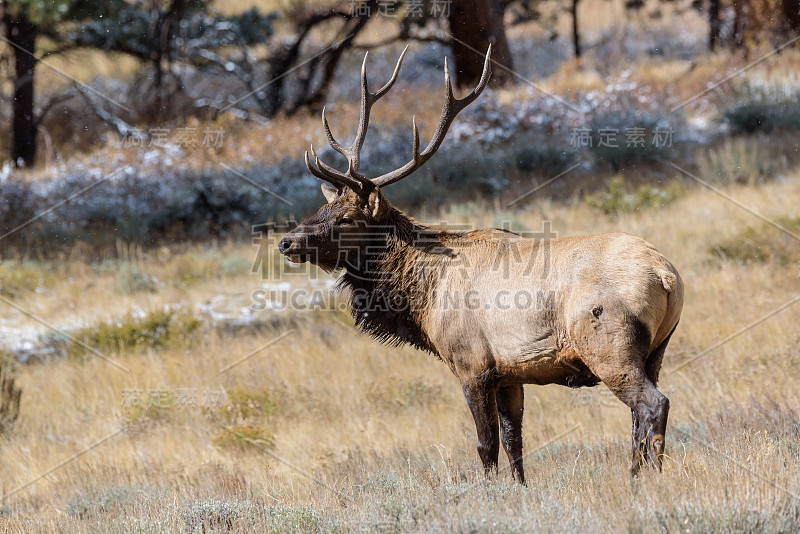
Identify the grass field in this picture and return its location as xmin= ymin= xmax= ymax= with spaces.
xmin=2 ymin=1 xmax=800 ymax=532
xmin=1 ymin=162 xmax=800 ymax=531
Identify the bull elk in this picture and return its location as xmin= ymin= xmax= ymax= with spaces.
xmin=278 ymin=46 xmax=684 ymax=483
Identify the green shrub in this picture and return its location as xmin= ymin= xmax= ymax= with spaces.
xmin=585 ymin=175 xmax=684 ymax=215
xmin=183 ymin=500 xmax=322 ymax=533
xmin=721 ymin=81 xmax=800 ymax=134
xmin=512 ymin=143 xmax=577 ymax=176
xmin=589 ymin=111 xmax=676 ymax=170
xmin=223 ymin=387 xmax=278 ymax=421
xmin=0 ymin=262 xmax=45 ymax=299
xmin=183 ymin=497 xmax=257 ymax=532
xmin=212 ymin=424 xmax=275 ymax=450
xmin=114 ymin=264 xmax=157 ymax=294
xmin=724 ymin=102 xmax=799 ymax=134
xmin=696 ymin=136 xmax=790 ymax=186
xmin=263 ymin=505 xmax=322 ymax=532
xmin=0 ymin=161 xmax=323 ymax=259
xmin=711 ymin=217 xmax=800 ymax=264
xmin=70 ymin=309 xmax=202 ymax=357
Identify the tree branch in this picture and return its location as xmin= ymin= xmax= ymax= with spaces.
xmin=73 ymin=83 xmax=137 ymax=139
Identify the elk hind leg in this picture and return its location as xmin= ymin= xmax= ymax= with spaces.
xmin=635 ymin=380 xmax=669 ymax=475
xmin=581 ymin=316 xmax=669 ymax=475
xmin=604 ymin=367 xmax=669 ymax=476
xmin=496 ymin=384 xmax=525 ymax=484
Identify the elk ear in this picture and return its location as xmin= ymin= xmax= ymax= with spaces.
xmin=368 ymin=189 xmax=389 ymax=219
xmin=321 ymin=183 xmax=339 ymax=203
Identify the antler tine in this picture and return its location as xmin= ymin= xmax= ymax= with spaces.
xmin=411 ymin=116 xmax=420 ymax=163
xmin=345 ymin=51 xmax=374 ymax=178
xmin=349 ymin=47 xmax=407 ymax=178
xmin=317 ymin=109 xmax=371 ymax=190
xmin=309 ymin=47 xmax=410 ymax=195
xmin=352 ymin=46 xmax=408 ymax=155
xmin=454 ymin=44 xmax=493 ymax=109
xmin=373 ymin=44 xmax=408 ymax=100
xmin=372 ymin=45 xmax=493 ymax=189
xmin=305 ymin=146 xmax=359 ymax=191
xmin=310 ymin=145 xmax=359 ymax=187
xmin=311 ymin=145 xmax=340 ymax=176
xmin=311 ymin=145 xmax=358 ymax=186
xmin=304 ymin=46 xmax=487 ymax=193
xmin=321 ymin=108 xmax=346 ymax=156
xmin=305 ymin=150 xmax=338 ymax=186
xmin=350 ymin=45 xmax=408 ymax=168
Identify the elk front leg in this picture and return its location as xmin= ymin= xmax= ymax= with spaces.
xmin=461 ymin=377 xmax=500 ymax=476
xmin=496 ymin=384 xmax=525 ymax=484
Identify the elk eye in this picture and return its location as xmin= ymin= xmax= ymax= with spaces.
xmin=339 ymin=217 xmax=354 ymax=225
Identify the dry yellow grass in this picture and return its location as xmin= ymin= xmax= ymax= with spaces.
xmin=2 ymin=2 xmax=800 ymax=532
xmin=1 ymin=163 xmax=800 ymax=531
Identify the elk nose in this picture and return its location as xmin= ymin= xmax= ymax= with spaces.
xmin=278 ymin=237 xmax=293 ymax=254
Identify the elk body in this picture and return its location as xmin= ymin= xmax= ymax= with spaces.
xmin=278 ymin=47 xmax=684 ymax=483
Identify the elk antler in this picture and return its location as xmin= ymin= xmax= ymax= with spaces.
xmin=305 ymin=45 xmax=493 ymax=194
xmin=305 ymin=45 xmax=409 ymax=193
xmin=372 ymin=46 xmax=492 ymax=188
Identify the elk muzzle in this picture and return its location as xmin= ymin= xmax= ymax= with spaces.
xmin=278 ymin=233 xmax=311 ymax=263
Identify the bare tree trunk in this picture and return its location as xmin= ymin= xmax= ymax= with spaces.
xmin=151 ymin=55 xmax=164 ymax=117
xmin=571 ymin=0 xmax=581 ymax=58
xmin=709 ymin=0 xmax=721 ymax=51
xmin=150 ymin=0 xmax=185 ymax=118
xmin=447 ymin=0 xmax=514 ymax=87
xmin=4 ymin=11 xmax=38 ymax=167
xmin=732 ymin=0 xmax=746 ymax=49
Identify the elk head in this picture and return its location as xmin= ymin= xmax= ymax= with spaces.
xmin=278 ymin=46 xmax=492 ymax=272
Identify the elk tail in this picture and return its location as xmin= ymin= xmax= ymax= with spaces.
xmin=657 ymin=267 xmax=677 ymax=294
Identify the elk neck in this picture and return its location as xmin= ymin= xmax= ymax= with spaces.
xmin=338 ymin=207 xmax=453 ymax=356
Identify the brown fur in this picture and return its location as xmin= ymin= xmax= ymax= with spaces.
xmin=280 ymin=188 xmax=684 ymax=482
xmin=279 ymin=47 xmax=682 ymax=483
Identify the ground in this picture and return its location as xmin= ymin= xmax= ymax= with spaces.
xmin=1 ymin=0 xmax=800 ymax=531
xmin=1 ymin=169 xmax=800 ymax=531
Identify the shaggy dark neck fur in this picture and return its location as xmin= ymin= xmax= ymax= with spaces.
xmin=337 ymin=208 xmax=455 ymax=355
